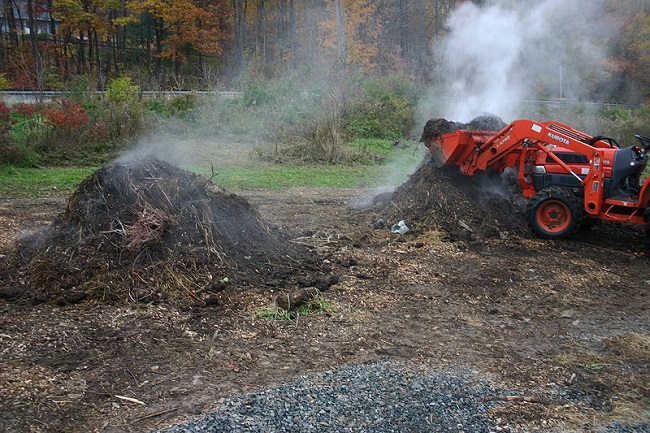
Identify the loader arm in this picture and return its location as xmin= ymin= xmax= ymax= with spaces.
xmin=462 ymin=120 xmax=602 ymax=174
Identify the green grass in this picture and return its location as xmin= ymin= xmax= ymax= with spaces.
xmin=194 ymin=143 xmax=426 ymax=190
xmin=195 ymin=163 xmax=380 ymax=189
xmin=0 ymin=166 xmax=97 ymax=198
xmin=219 ymin=165 xmax=359 ymax=188
xmin=256 ymin=295 xmax=334 ymax=321
xmin=0 ymin=144 xmax=427 ymax=198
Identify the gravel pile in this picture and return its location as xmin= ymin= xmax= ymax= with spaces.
xmin=150 ymin=360 xmax=649 ymax=433
xmin=151 ymin=361 xmax=518 ymax=433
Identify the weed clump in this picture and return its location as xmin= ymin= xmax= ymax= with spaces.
xmin=257 ymin=294 xmax=334 ymax=321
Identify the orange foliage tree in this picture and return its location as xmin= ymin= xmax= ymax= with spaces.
xmin=126 ymin=0 xmax=230 ymax=80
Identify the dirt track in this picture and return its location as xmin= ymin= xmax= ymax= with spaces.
xmin=1 ymin=183 xmax=649 ymax=432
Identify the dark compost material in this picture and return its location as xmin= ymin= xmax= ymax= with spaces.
xmin=1 ymin=157 xmax=321 ymax=305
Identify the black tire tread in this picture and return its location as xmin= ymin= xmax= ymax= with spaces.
xmin=526 ymin=187 xmax=584 ymax=239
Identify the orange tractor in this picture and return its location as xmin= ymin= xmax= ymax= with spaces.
xmin=422 ymin=119 xmax=650 ymax=239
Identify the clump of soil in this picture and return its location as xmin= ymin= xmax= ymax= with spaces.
xmin=376 ymin=115 xmax=525 ymax=239
xmin=419 ymin=114 xmax=507 ymax=143
xmin=0 ymin=157 xmax=321 ymax=305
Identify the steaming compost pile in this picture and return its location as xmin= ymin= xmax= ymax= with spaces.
xmin=374 ymin=115 xmax=527 ymax=240
xmin=0 ymin=157 xmax=320 ymax=305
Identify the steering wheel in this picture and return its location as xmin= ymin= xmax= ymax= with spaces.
xmin=635 ymin=134 xmax=650 ymax=151
xmin=589 ymin=135 xmax=620 ymax=148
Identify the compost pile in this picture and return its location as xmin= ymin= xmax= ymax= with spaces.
xmin=374 ymin=115 xmax=527 ymax=240
xmin=1 ymin=157 xmax=320 ymax=305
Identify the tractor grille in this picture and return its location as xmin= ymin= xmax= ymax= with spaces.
xmin=548 ymin=123 xmax=590 ymax=143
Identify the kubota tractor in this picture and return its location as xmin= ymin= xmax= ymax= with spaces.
xmin=422 ymin=119 xmax=650 ymax=239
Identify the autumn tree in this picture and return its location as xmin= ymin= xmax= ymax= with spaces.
xmin=230 ymin=0 xmax=299 ymax=73
xmin=372 ymin=0 xmax=457 ymax=82
xmin=315 ymin=0 xmax=377 ymax=71
xmin=612 ymin=8 xmax=650 ymax=101
xmin=125 ymin=0 xmax=230 ymax=87
xmin=52 ymin=0 xmax=120 ymax=88
xmin=1 ymin=0 xmax=649 ymax=103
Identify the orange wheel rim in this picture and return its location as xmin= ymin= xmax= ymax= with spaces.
xmin=536 ymin=201 xmax=571 ymax=233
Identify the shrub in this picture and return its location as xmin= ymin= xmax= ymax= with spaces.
xmin=343 ymin=77 xmax=417 ymax=140
xmin=147 ymin=99 xmax=168 ymax=116
xmin=11 ymin=103 xmax=38 ymax=117
xmin=0 ymin=73 xmax=11 ymax=91
xmin=0 ymin=98 xmax=114 ymax=166
xmin=105 ymin=77 xmax=140 ymax=103
xmin=0 ymin=101 xmax=10 ymax=132
xmin=41 ymin=99 xmax=89 ymax=130
xmin=35 ymin=98 xmax=94 ymax=159
xmin=94 ymin=79 xmax=147 ymax=144
xmin=246 ymin=72 xmax=419 ymax=164
xmin=599 ymin=106 xmax=630 ymax=122
xmin=97 ymin=100 xmax=146 ymax=142
xmin=3 ymin=110 xmax=49 ymax=165
xmin=10 ymin=112 xmax=51 ymax=147
xmin=242 ymin=78 xmax=276 ymax=107
xmin=169 ymin=94 xmax=197 ymax=113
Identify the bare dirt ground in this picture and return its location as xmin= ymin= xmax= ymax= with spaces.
xmin=1 ymin=175 xmax=649 ymax=432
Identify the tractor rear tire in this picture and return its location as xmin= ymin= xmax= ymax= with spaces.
xmin=526 ymin=187 xmax=583 ymax=239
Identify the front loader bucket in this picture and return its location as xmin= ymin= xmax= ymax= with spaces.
xmin=426 ymin=130 xmax=495 ymax=168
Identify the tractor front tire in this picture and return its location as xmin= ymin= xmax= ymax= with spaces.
xmin=526 ymin=188 xmax=583 ymax=239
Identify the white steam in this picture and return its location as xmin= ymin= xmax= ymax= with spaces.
xmin=432 ymin=0 xmax=613 ymax=123
xmin=115 ymin=130 xmax=188 ymax=166
xmin=443 ymin=2 xmax=524 ymax=121
xmin=114 ymin=97 xmax=260 ymax=171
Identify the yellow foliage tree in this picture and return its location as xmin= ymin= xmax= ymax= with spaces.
xmin=318 ymin=0 xmax=379 ymax=71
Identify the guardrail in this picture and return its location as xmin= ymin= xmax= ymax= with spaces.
xmin=1 ymin=90 xmax=243 ymax=104
xmin=0 ymin=90 xmax=637 ymax=109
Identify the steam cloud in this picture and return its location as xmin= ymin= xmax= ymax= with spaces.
xmin=432 ymin=0 xmax=615 ymax=123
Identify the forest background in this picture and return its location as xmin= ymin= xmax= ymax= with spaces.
xmin=1 ymin=0 xmax=650 ymax=173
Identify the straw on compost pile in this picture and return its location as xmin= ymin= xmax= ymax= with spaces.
xmin=1 ymin=157 xmax=321 ymax=305
xmin=375 ymin=115 xmax=527 ymax=239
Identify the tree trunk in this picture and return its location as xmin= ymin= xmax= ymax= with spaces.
xmin=96 ymin=32 xmax=106 ymax=90
xmin=88 ymin=28 xmax=96 ymax=74
xmin=233 ymin=0 xmax=244 ymax=70
xmin=302 ymin=0 xmax=321 ymax=70
xmin=26 ymin=0 xmax=43 ymax=91
xmin=255 ymin=0 xmax=268 ymax=64
xmin=276 ymin=0 xmax=286 ymax=65
xmin=154 ymin=17 xmax=164 ymax=88
xmin=335 ymin=0 xmax=346 ymax=66
xmin=47 ymin=0 xmax=56 ymax=35
xmin=3 ymin=0 xmax=19 ymax=47
xmin=78 ymin=30 xmax=86 ymax=74
xmin=289 ymin=0 xmax=296 ymax=66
